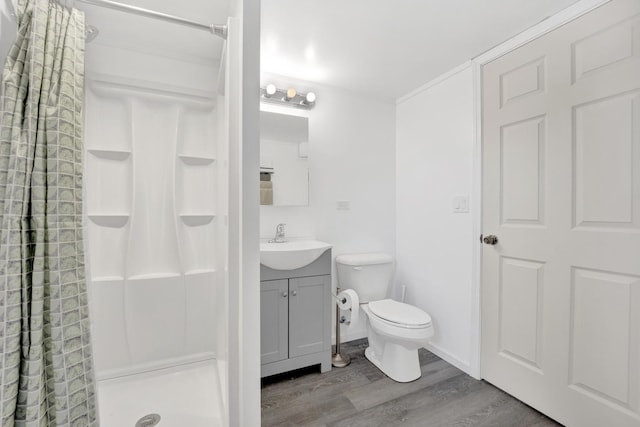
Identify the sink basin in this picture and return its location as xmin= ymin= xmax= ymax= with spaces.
xmin=260 ymin=240 xmax=332 ymax=270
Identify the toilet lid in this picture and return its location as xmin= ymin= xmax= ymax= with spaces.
xmin=368 ymin=299 xmax=432 ymax=327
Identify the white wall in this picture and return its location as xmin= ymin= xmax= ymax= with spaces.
xmin=396 ymin=64 xmax=476 ymax=374
xmin=233 ymin=0 xmax=262 ymax=424
xmin=260 ymin=74 xmax=396 ymax=341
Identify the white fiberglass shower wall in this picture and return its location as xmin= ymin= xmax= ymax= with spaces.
xmin=81 ymin=4 xmax=232 ymax=424
xmin=85 ymin=75 xmax=223 ymax=377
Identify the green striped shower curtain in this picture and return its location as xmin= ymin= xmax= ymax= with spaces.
xmin=0 ymin=0 xmax=98 ymax=425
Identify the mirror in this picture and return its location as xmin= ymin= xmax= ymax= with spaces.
xmin=260 ymin=111 xmax=309 ymax=206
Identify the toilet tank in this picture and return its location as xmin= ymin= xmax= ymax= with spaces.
xmin=335 ymin=253 xmax=394 ymax=303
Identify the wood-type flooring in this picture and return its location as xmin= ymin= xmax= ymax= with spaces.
xmin=261 ymin=339 xmax=561 ymax=427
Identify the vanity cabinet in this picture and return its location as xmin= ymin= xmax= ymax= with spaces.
xmin=260 ymin=250 xmax=331 ymax=377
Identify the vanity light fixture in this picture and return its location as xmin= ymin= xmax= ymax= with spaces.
xmin=260 ymin=84 xmax=317 ymax=109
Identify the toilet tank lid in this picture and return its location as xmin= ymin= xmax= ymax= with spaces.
xmin=335 ymin=252 xmax=393 ymax=266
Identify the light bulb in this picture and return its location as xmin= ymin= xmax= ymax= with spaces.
xmin=265 ymin=84 xmax=276 ymax=97
xmin=305 ymin=92 xmax=316 ymax=104
xmin=286 ymin=88 xmax=297 ymax=100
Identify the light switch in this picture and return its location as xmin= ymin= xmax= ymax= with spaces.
xmin=452 ymin=196 xmax=469 ymax=213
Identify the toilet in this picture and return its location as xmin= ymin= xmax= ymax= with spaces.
xmin=335 ymin=253 xmax=433 ymax=383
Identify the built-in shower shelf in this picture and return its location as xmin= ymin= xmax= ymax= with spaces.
xmin=185 ymin=269 xmax=216 ymax=276
xmin=178 ymin=154 xmax=216 ymax=165
xmin=184 ymin=268 xmax=216 ymax=276
xmin=88 ymin=148 xmax=131 ymax=161
xmin=179 ymin=214 xmax=216 ymax=226
xmin=92 ymin=275 xmax=125 ymax=282
xmin=88 ymin=214 xmax=130 ymax=228
xmin=127 ymin=272 xmax=182 ymax=281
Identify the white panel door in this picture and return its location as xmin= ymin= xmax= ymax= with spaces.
xmin=481 ymin=1 xmax=640 ymax=426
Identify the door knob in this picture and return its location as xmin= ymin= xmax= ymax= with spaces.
xmin=483 ymin=235 xmax=499 ymax=245
xmin=291 ymin=290 xmax=297 ymax=296
xmin=282 ymin=292 xmax=288 ymax=298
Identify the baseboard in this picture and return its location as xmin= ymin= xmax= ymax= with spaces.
xmin=339 ymin=332 xmax=477 ymax=379
xmin=339 ymin=330 xmax=367 ymax=344
xmin=423 ymin=343 xmax=477 ymax=379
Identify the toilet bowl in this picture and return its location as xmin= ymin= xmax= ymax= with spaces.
xmin=335 ymin=253 xmax=434 ymax=383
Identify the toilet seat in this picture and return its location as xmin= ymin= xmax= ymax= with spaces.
xmin=368 ymin=299 xmax=431 ymax=329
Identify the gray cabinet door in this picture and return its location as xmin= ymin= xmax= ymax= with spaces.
xmin=289 ymin=275 xmax=331 ymax=358
xmin=260 ymin=279 xmax=288 ymax=364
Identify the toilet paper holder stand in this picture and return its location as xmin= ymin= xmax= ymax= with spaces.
xmin=331 ymin=287 xmax=351 ymax=368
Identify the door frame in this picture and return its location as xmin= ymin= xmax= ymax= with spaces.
xmin=469 ymin=0 xmax=611 ymax=379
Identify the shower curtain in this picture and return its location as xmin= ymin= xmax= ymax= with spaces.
xmin=0 ymin=0 xmax=98 ymax=426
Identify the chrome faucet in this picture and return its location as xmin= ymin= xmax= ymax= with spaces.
xmin=269 ymin=223 xmax=287 ymax=243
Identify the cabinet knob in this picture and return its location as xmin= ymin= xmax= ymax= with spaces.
xmin=282 ymin=292 xmax=288 ymax=298
xmin=291 ymin=290 xmax=297 ymax=296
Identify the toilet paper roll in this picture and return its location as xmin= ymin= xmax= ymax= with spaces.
xmin=337 ymin=289 xmax=359 ymax=325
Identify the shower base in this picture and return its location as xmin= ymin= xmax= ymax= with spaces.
xmin=97 ymin=360 xmax=224 ymax=427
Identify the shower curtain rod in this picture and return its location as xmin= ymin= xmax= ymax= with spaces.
xmin=76 ymin=0 xmax=227 ymax=39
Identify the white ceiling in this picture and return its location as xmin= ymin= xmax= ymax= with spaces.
xmin=81 ymin=0 xmax=229 ymax=63
xmin=78 ymin=0 xmax=584 ymax=100
xmin=261 ymin=0 xmax=582 ymax=100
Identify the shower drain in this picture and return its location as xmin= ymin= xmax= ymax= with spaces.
xmin=135 ymin=413 xmax=161 ymax=427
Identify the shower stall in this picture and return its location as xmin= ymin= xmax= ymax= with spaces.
xmin=0 ymin=0 xmax=260 ymax=424
xmin=80 ymin=2 xmax=234 ymax=426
